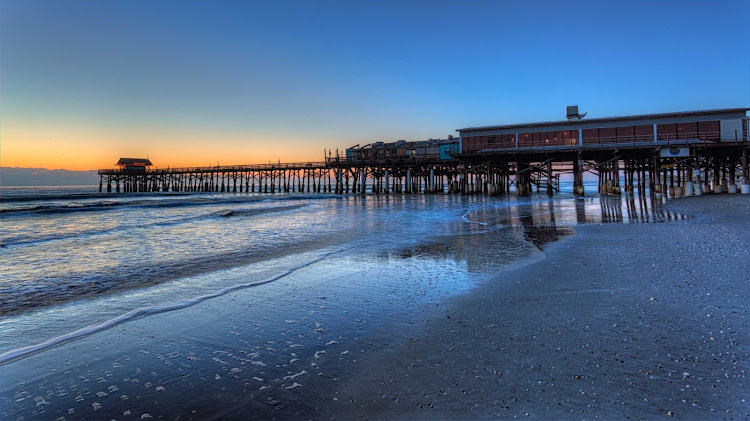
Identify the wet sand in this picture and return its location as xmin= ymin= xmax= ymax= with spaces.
xmin=318 ymin=195 xmax=750 ymax=420
xmin=1 ymin=195 xmax=748 ymax=420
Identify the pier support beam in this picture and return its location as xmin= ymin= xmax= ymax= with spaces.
xmin=684 ymin=160 xmax=695 ymax=196
xmin=429 ymin=168 xmax=435 ymax=193
xmin=516 ymin=160 xmax=530 ymax=196
xmin=612 ymin=158 xmax=621 ymax=195
xmin=406 ymin=168 xmax=412 ymax=194
xmin=742 ymin=148 xmax=750 ymax=194
xmin=360 ymin=169 xmax=366 ymax=194
xmin=573 ymin=156 xmax=584 ymax=196
xmin=546 ymin=160 xmax=553 ymax=197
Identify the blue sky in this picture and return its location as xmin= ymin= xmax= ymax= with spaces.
xmin=1 ymin=0 xmax=748 ymax=169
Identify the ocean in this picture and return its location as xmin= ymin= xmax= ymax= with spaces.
xmin=0 ymin=185 xmax=684 ymax=419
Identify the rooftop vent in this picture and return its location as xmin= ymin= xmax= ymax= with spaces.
xmin=566 ymin=105 xmax=587 ymax=121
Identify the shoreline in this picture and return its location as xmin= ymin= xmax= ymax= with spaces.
xmin=314 ymin=194 xmax=750 ymax=420
xmin=1 ymin=194 xmax=747 ymax=420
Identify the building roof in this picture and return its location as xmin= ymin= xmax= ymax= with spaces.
xmin=117 ymin=158 xmax=153 ymax=166
xmin=456 ymin=108 xmax=750 ymax=133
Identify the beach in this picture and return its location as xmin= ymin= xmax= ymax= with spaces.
xmin=319 ymin=195 xmax=750 ymax=420
xmin=1 ymin=193 xmax=748 ymax=420
xmin=4 ymin=1 xmax=749 ymax=419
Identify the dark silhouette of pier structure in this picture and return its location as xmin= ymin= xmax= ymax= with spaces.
xmin=98 ymin=108 xmax=750 ymax=198
xmin=97 ymin=141 xmax=749 ymax=198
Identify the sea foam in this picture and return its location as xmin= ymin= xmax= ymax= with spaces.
xmin=0 ymin=248 xmax=344 ymax=366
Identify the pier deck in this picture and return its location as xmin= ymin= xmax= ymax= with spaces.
xmin=98 ymin=139 xmax=749 ymax=198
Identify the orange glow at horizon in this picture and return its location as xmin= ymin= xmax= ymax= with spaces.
xmin=1 ymin=128 xmax=346 ymax=171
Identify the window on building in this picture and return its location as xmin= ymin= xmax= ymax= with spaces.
xmin=570 ymin=129 xmax=579 ymax=144
xmin=697 ymin=121 xmax=720 ymax=141
xmin=520 ymin=133 xmax=531 ymax=147
xmin=598 ymin=127 xmax=616 ymax=142
xmin=676 ymin=122 xmax=698 ymax=139
xmin=472 ymin=136 xmax=481 ymax=152
xmin=462 ymin=136 xmax=473 ymax=153
xmin=616 ymin=126 xmax=635 ymax=142
xmin=582 ymin=128 xmax=598 ymax=144
xmin=532 ymin=132 xmax=541 ymax=146
xmin=635 ymin=125 xmax=653 ymax=141
xmin=548 ymin=131 xmax=560 ymax=145
xmin=656 ymin=124 xmax=677 ymax=140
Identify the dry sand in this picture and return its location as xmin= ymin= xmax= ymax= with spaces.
xmin=315 ymin=195 xmax=750 ymax=420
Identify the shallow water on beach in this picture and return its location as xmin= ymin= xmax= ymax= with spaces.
xmin=0 ymin=185 xmax=683 ymax=357
xmin=0 ymin=185 xmax=688 ymax=419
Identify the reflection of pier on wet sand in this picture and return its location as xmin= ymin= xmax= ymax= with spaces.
xmin=466 ymin=194 xmax=686 ymax=228
xmin=383 ymin=194 xmax=688 ymax=274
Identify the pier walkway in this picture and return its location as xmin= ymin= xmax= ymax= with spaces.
xmin=98 ymin=139 xmax=749 ymax=198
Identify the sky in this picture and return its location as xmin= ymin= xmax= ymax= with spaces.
xmin=1 ymin=0 xmax=748 ymax=171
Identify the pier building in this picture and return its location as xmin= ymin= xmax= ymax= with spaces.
xmin=116 ymin=158 xmax=153 ymax=172
xmin=458 ymin=107 xmax=748 ymax=153
xmin=455 ymin=107 xmax=750 ymax=196
xmin=98 ymin=107 xmax=750 ymax=197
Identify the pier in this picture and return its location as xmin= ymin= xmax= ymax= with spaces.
xmin=99 ymin=161 xmax=339 ymax=194
xmin=98 ymin=141 xmax=749 ymax=198
xmin=98 ymin=107 xmax=750 ymax=197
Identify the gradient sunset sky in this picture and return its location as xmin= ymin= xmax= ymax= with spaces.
xmin=1 ymin=0 xmax=748 ymax=170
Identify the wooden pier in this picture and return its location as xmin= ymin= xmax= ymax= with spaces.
xmin=99 ymin=162 xmax=336 ymax=194
xmin=99 ymin=106 xmax=750 ymax=197
xmin=98 ymin=140 xmax=750 ymax=198
xmin=457 ymin=140 xmax=750 ymax=197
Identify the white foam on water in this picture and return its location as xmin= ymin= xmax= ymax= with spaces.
xmin=460 ymin=209 xmax=489 ymax=226
xmin=0 ymin=248 xmax=345 ymax=366
xmin=283 ymin=370 xmax=307 ymax=380
xmin=284 ymin=382 xmax=302 ymax=390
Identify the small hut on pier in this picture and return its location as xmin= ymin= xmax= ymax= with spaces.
xmin=117 ymin=158 xmax=153 ymax=172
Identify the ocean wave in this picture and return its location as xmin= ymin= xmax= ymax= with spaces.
xmin=0 ymin=204 xmax=308 ymax=248
xmin=0 ymin=247 xmax=345 ymax=366
xmin=0 ymin=193 xmax=337 ymax=216
xmin=0 ymin=202 xmax=119 ymax=215
xmin=219 ymin=204 xmax=305 ymax=217
xmin=0 ymin=197 xmax=227 ymax=215
xmin=0 ymin=227 xmax=358 ymax=317
xmin=0 ymin=192 xmax=190 ymax=203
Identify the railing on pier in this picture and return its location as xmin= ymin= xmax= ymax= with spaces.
xmin=462 ymin=132 xmax=735 ymax=154
xmin=469 ymin=137 xmax=739 ymax=155
xmin=98 ymin=161 xmax=328 ymax=176
xmin=325 ymin=155 xmax=456 ymax=166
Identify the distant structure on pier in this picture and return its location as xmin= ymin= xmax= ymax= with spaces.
xmin=116 ymin=158 xmax=153 ymax=172
xmin=99 ymin=106 xmax=750 ymax=197
xmin=344 ymin=137 xmax=459 ymax=163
